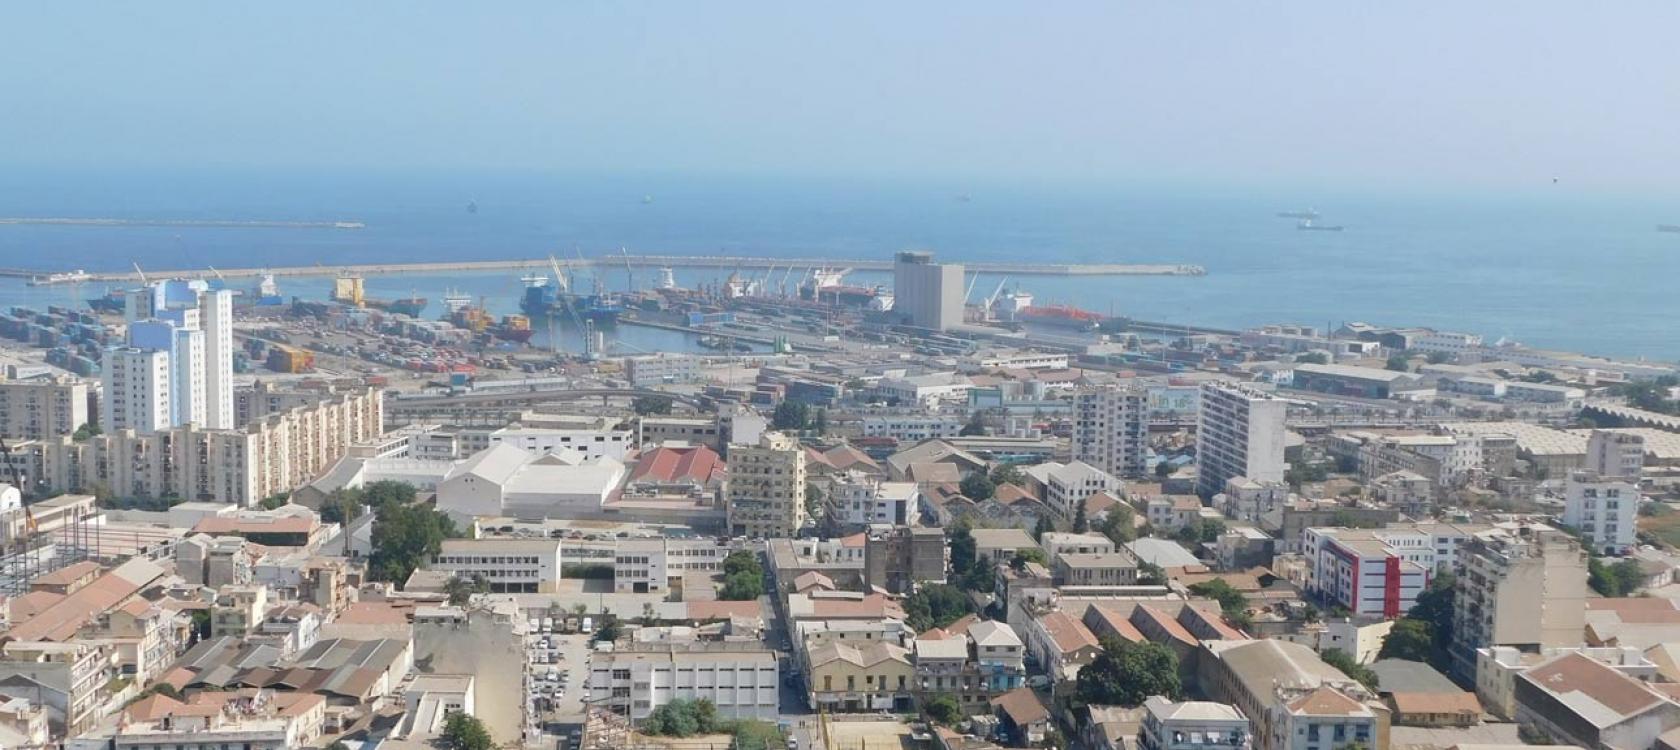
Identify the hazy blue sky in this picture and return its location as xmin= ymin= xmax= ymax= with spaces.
xmin=5 ymin=2 xmax=1679 ymax=188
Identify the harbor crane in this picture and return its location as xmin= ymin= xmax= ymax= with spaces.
xmin=983 ymin=277 xmax=1010 ymax=313
xmin=617 ymin=247 xmax=635 ymax=292
xmin=132 ymin=262 xmax=148 ymax=285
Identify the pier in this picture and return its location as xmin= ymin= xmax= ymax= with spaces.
xmin=4 ymin=255 xmax=1208 ymax=284
xmin=0 ymin=217 xmax=364 ymax=229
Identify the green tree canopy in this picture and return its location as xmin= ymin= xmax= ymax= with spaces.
xmin=632 ymin=395 xmax=674 ymax=415
xmin=1098 ymin=505 xmax=1137 ymax=545
xmin=960 ymin=472 xmax=996 ymax=501
xmin=1075 ymin=637 xmax=1182 ymax=706
xmin=1321 ymin=647 xmax=1378 ymax=691
xmin=442 ymin=712 xmax=494 ymax=750
xmin=772 ymin=400 xmax=811 ymax=431
xmin=1377 ymin=618 xmax=1434 ymax=662
xmin=368 ymin=503 xmax=459 ymax=586
xmin=924 ymin=694 xmax=963 ymax=726
xmin=1010 ymin=547 xmax=1048 ymax=571
xmin=904 ymin=584 xmax=976 ymax=632
xmin=990 ymin=463 xmax=1025 ymax=487
xmin=719 ymin=551 xmax=765 ymax=600
xmin=1033 ymin=515 xmax=1054 ymax=541
xmin=1589 ymin=556 xmax=1645 ymax=597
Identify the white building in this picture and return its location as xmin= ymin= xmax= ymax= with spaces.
xmin=1196 ymin=382 xmax=1287 ymax=497
xmin=436 ymin=443 xmax=628 ymax=524
xmin=101 ymin=347 xmax=172 ymax=434
xmin=482 ymin=423 xmax=635 ymax=461
xmin=588 ymin=643 xmax=778 ymax=720
xmin=614 ymin=538 xmax=671 ymax=594
xmin=1303 ymin=522 xmax=1491 ymax=618
xmin=826 ymin=473 xmax=920 ymax=527
xmin=1139 ymin=697 xmax=1251 ymax=750
xmin=107 ymin=280 xmax=235 ymax=433
xmin=431 ymin=538 xmax=564 ymax=593
xmin=860 ymin=416 xmax=961 ymax=442
xmin=1031 ymin=461 xmax=1117 ymax=521
xmin=1565 ymin=430 xmax=1645 ymax=555
xmin=624 ymin=353 xmax=702 ymax=387
xmin=1073 ymin=384 xmax=1150 ymax=479
xmin=1564 ymin=474 xmax=1639 ymax=555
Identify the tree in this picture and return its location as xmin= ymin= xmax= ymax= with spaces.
xmin=772 ymin=400 xmax=810 ymax=431
xmin=1321 ymin=647 xmax=1378 ymax=691
xmin=719 ymin=550 xmax=765 ymax=600
xmin=1589 ymin=556 xmax=1645 ymax=597
xmin=1033 ymin=515 xmax=1054 ymax=542
xmin=1187 ymin=579 xmax=1249 ymax=627
xmin=258 ymin=493 xmax=289 ymax=510
xmin=318 ymin=487 xmax=363 ymax=525
xmin=960 ymin=472 xmax=996 ymax=502
xmin=594 ymin=616 xmax=621 ymax=643
xmin=1377 ymin=618 xmax=1434 ymax=662
xmin=445 ymin=574 xmax=489 ymax=606
xmin=1407 ymin=572 xmax=1455 ymax=666
xmin=1295 ymin=352 xmax=1329 ymax=365
xmin=72 ymin=421 xmax=102 ymax=442
xmin=949 ymin=522 xmax=977 ymax=576
xmin=1010 ymin=547 xmax=1048 ymax=571
xmin=361 ymin=480 xmax=417 ymax=511
xmin=1426 ymin=351 xmax=1452 ymax=364
xmin=924 ymin=694 xmax=963 ymax=726
xmin=1154 ymin=461 xmax=1173 ymax=479
xmin=632 ymin=395 xmax=674 ymax=415
xmin=1098 ymin=505 xmax=1137 ymax=545
xmin=812 ymin=408 xmax=828 ymax=436
xmin=442 ymin=712 xmax=494 ymax=750
xmin=1386 ymin=354 xmax=1412 ymax=372
xmin=990 ymin=463 xmax=1025 ymax=487
xmin=1075 ymin=637 xmax=1181 ymax=706
xmin=904 ymin=584 xmax=975 ymax=632
xmin=368 ymin=503 xmax=459 ymax=586
xmin=959 ymin=410 xmax=987 ymax=436
xmin=642 ymin=698 xmax=725 ymax=736
xmin=1136 ymin=561 xmax=1165 ymax=586
xmin=1073 ymin=503 xmax=1089 ymax=533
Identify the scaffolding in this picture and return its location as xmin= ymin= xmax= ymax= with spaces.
xmin=0 ymin=434 xmax=98 ymax=596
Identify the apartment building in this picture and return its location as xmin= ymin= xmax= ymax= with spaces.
xmin=624 ymin=353 xmax=702 ymax=387
xmin=807 ymin=639 xmax=914 ymax=712
xmin=1198 ymin=639 xmax=1381 ymax=750
xmin=101 ymin=347 xmax=171 ymax=434
xmin=727 ymin=431 xmax=808 ymax=538
xmin=1448 ymin=525 xmax=1587 ymax=681
xmin=1196 ymin=382 xmax=1287 ymax=498
xmin=1303 ymin=522 xmax=1489 ymax=618
xmin=1072 ymin=384 xmax=1150 ymax=479
xmin=614 ymin=538 xmax=671 ymax=594
xmin=862 ymin=525 xmax=946 ymax=594
xmin=0 ymin=375 xmax=88 ymax=440
xmin=827 ymin=473 xmax=919 ymax=528
xmin=1139 ymin=697 xmax=1251 ymax=750
xmin=13 ymin=385 xmax=383 ymax=505
xmin=105 ymin=280 xmax=235 ymax=433
xmin=588 ymin=641 xmax=778 ymax=720
xmin=1028 ymin=461 xmax=1117 ymax=522
xmin=1565 ymin=430 xmax=1645 ymax=555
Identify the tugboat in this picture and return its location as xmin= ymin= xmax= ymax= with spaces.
xmin=1296 ymin=218 xmax=1344 ymax=232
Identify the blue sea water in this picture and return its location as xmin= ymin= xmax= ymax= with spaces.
xmin=0 ymin=167 xmax=1675 ymax=361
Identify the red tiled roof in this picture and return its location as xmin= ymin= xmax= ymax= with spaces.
xmin=1521 ymin=652 xmax=1666 ymax=718
xmin=991 ymin=686 xmax=1050 ymax=725
xmin=1131 ymin=604 xmax=1199 ymax=647
xmin=1038 ymin=610 xmax=1100 ymax=654
xmin=1390 ymin=691 xmax=1481 ymax=716
xmin=630 ymin=445 xmax=725 ymax=485
xmin=333 ymin=602 xmax=408 ymax=626
xmin=686 ymin=600 xmax=763 ymax=621
xmin=1084 ymin=606 xmax=1146 ymax=644
xmin=193 ymin=516 xmax=315 ymax=536
xmin=1288 ymin=686 xmax=1367 ymax=716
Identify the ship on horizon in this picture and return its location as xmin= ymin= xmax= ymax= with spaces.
xmin=1277 ymin=209 xmax=1320 ymax=220
xmin=1297 ymin=218 xmax=1344 ymax=232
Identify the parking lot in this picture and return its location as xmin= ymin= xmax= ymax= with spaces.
xmin=528 ymin=626 xmax=594 ymax=743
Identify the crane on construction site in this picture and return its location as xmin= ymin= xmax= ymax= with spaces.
xmin=983 ymin=277 xmax=1010 ymax=316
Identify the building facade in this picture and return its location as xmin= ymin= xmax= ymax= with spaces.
xmin=726 ymin=432 xmax=808 ymax=538
xmin=1196 ymin=382 xmax=1287 ymax=498
xmin=891 ymin=251 xmax=963 ymax=332
xmin=1448 ymin=525 xmax=1587 ymax=681
xmin=1073 ymin=385 xmax=1150 ymax=479
xmin=0 ymin=376 xmax=89 ymax=440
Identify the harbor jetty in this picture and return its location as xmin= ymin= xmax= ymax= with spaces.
xmin=6 ymin=255 xmax=1207 ymax=285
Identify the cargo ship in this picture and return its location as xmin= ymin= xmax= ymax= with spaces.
xmin=798 ymin=268 xmax=888 ymax=307
xmin=86 ymin=289 xmax=128 ymax=314
xmin=1018 ymin=303 xmax=1104 ymax=330
xmin=330 ymin=276 xmax=426 ymax=316
xmin=520 ymin=274 xmax=622 ymax=324
xmin=1296 ymin=218 xmax=1344 ymax=232
xmin=490 ymin=314 xmax=535 ymax=344
xmin=365 ymin=295 xmax=428 ymax=317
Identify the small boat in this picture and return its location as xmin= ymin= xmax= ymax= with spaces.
xmin=466 ymin=201 xmax=478 ymax=215
xmin=1658 ymin=224 xmax=1680 ymax=233
xmin=1277 ymin=209 xmax=1320 ymax=220
xmin=1297 ymin=218 xmax=1344 ymax=231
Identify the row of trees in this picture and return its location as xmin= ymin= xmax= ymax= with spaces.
xmin=771 ymin=400 xmax=829 ymax=434
xmin=639 ymin=697 xmax=785 ymax=749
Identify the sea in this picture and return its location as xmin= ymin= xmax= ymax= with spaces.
xmin=0 ymin=167 xmax=1676 ymax=361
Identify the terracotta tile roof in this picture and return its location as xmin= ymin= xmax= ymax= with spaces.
xmin=1390 ymin=691 xmax=1482 ymax=716
xmin=8 ymin=560 xmax=162 ymax=642
xmin=824 ymin=445 xmax=881 ymax=472
xmin=995 ymin=484 xmax=1038 ymax=504
xmin=838 ymin=532 xmax=867 ymax=549
xmin=793 ymin=571 xmax=836 ymax=592
xmin=991 ymin=686 xmax=1050 ymax=725
xmin=1131 ymin=604 xmax=1199 ymax=647
xmin=1287 ymin=686 xmax=1368 ymax=716
xmin=1520 ymin=652 xmax=1667 ymax=721
xmin=1083 ymin=491 xmax=1122 ymax=516
xmin=809 ymin=593 xmax=905 ymax=621
xmin=31 ymin=560 xmax=100 ymax=587
xmin=1585 ymin=597 xmax=1680 ymax=623
xmin=126 ymin=694 xmax=187 ymax=722
xmin=630 ymin=445 xmax=725 ymax=485
xmin=920 ymin=614 xmax=979 ymax=640
xmin=1084 ymin=606 xmax=1146 ymax=644
xmin=9 ymin=591 xmax=65 ymax=621
xmin=1038 ymin=610 xmax=1100 ymax=654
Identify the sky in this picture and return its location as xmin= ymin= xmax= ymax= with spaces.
xmin=4 ymin=2 xmax=1680 ymax=189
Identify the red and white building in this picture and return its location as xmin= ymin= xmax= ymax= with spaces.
xmin=1302 ymin=523 xmax=1486 ymax=619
